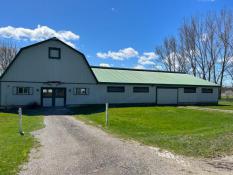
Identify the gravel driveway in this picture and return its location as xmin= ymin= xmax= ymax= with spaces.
xmin=19 ymin=115 xmax=232 ymax=175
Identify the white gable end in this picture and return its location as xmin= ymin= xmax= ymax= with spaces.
xmin=1 ymin=39 xmax=97 ymax=83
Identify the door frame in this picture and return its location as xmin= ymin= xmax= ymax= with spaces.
xmin=41 ymin=87 xmax=66 ymax=107
xmin=156 ymin=87 xmax=179 ymax=105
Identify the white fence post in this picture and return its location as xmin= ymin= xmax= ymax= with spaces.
xmin=18 ymin=107 xmax=24 ymax=135
xmin=105 ymin=103 xmax=109 ymax=127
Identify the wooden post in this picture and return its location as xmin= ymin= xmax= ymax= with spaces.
xmin=18 ymin=107 xmax=24 ymax=135
xmin=105 ymin=103 xmax=109 ymax=127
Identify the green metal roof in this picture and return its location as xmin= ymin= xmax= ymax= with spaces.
xmin=91 ymin=67 xmax=219 ymax=87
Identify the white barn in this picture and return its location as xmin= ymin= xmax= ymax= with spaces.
xmin=0 ymin=38 xmax=219 ymax=107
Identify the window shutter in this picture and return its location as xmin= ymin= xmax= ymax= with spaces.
xmin=12 ymin=87 xmax=17 ymax=95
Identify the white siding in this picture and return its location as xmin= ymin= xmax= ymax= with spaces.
xmin=157 ymin=88 xmax=178 ymax=105
xmin=1 ymin=82 xmax=41 ymax=106
xmin=178 ymin=87 xmax=218 ymax=104
xmin=1 ymin=40 xmax=96 ymax=83
xmin=0 ymin=82 xmax=156 ymax=106
xmin=0 ymin=81 xmax=219 ymax=107
xmin=67 ymin=84 xmax=156 ymax=105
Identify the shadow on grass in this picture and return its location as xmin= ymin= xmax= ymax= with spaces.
xmin=0 ymin=104 xmax=163 ymax=116
xmin=0 ymin=102 xmax=225 ymax=116
xmin=0 ymin=107 xmax=74 ymax=116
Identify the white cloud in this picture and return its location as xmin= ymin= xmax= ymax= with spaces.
xmin=134 ymin=65 xmax=145 ymax=69
xmin=155 ymin=65 xmax=163 ymax=70
xmin=96 ymin=47 xmax=138 ymax=60
xmin=0 ymin=25 xmax=80 ymax=48
xmin=99 ymin=63 xmax=111 ymax=67
xmin=138 ymin=52 xmax=158 ymax=65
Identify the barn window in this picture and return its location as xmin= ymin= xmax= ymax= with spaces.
xmin=202 ymin=88 xmax=213 ymax=93
xmin=13 ymin=87 xmax=33 ymax=95
xmin=133 ymin=87 xmax=149 ymax=93
xmin=184 ymin=87 xmax=196 ymax=93
xmin=74 ymin=88 xmax=89 ymax=95
xmin=107 ymin=86 xmax=125 ymax=93
xmin=49 ymin=47 xmax=61 ymax=59
xmin=42 ymin=89 xmax=53 ymax=97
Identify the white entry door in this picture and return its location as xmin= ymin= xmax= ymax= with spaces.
xmin=42 ymin=88 xmax=53 ymax=107
xmin=157 ymin=88 xmax=178 ymax=105
xmin=42 ymin=88 xmax=66 ymax=107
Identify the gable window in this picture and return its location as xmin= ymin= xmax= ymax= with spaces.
xmin=133 ymin=87 xmax=149 ymax=93
xmin=107 ymin=86 xmax=125 ymax=93
xmin=202 ymin=88 xmax=213 ymax=93
xmin=13 ymin=87 xmax=33 ymax=95
xmin=49 ymin=47 xmax=61 ymax=59
xmin=74 ymin=88 xmax=89 ymax=95
xmin=184 ymin=87 xmax=196 ymax=93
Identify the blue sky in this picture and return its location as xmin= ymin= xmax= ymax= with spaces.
xmin=0 ymin=0 xmax=232 ymax=69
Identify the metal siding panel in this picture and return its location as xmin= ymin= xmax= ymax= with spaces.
xmin=157 ymin=88 xmax=178 ymax=105
xmin=92 ymin=68 xmax=218 ymax=87
xmin=2 ymin=40 xmax=96 ymax=84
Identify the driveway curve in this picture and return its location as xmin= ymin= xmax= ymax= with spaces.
xmin=20 ymin=115 xmax=231 ymax=175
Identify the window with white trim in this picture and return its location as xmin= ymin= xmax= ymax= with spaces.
xmin=73 ymin=88 xmax=89 ymax=95
xmin=13 ymin=87 xmax=33 ymax=95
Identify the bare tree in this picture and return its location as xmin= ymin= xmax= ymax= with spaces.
xmin=179 ymin=18 xmax=198 ymax=76
xmin=156 ymin=9 xmax=233 ymax=99
xmin=155 ymin=36 xmax=184 ymax=72
xmin=0 ymin=40 xmax=17 ymax=74
xmin=205 ymin=12 xmax=220 ymax=83
xmin=215 ymin=9 xmax=233 ymax=94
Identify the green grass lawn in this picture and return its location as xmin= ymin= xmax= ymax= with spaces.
xmin=75 ymin=106 xmax=233 ymax=158
xmin=0 ymin=112 xmax=44 ymax=175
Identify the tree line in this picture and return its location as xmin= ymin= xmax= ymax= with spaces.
xmin=155 ymin=9 xmax=233 ymax=91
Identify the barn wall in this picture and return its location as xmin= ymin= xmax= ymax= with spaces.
xmin=67 ymin=84 xmax=156 ymax=105
xmin=0 ymin=82 xmax=157 ymax=106
xmin=1 ymin=40 xmax=96 ymax=83
xmin=0 ymin=82 xmax=42 ymax=106
xmin=178 ymin=87 xmax=219 ymax=104
xmin=0 ymin=81 xmax=219 ymax=107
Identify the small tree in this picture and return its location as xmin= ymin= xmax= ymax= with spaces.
xmin=0 ymin=40 xmax=17 ymax=74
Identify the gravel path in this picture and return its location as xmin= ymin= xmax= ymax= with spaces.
xmin=19 ymin=115 xmax=232 ymax=175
